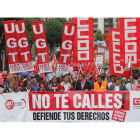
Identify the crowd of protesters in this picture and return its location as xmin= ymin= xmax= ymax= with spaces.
xmin=0 ymin=70 xmax=140 ymax=94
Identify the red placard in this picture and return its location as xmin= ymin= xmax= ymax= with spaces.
xmin=56 ymin=23 xmax=76 ymax=73
xmin=109 ymin=27 xmax=130 ymax=78
xmin=3 ymin=20 xmax=22 ymax=73
xmin=29 ymin=91 xmax=130 ymax=111
xmin=15 ymin=19 xmax=34 ymax=72
xmin=31 ymin=21 xmax=52 ymax=73
xmin=0 ymin=72 xmax=4 ymax=85
xmin=119 ymin=18 xmax=140 ymax=66
xmin=72 ymin=18 xmax=94 ymax=63
xmin=112 ymin=109 xmax=126 ymax=122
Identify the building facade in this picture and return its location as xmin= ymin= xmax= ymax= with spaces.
xmin=94 ymin=18 xmax=118 ymax=34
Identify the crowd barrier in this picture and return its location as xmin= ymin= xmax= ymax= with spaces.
xmin=0 ymin=91 xmax=140 ymax=122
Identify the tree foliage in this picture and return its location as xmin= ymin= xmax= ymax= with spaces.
xmin=44 ymin=18 xmax=69 ymax=48
xmin=94 ymin=29 xmax=104 ymax=41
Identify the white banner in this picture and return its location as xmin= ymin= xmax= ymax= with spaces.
xmin=0 ymin=91 xmax=140 ymax=122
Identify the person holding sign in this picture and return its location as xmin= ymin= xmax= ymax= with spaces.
xmin=93 ymin=75 xmax=107 ymax=91
xmin=56 ymin=75 xmax=74 ymax=92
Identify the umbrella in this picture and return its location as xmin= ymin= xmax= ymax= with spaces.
xmin=19 ymin=72 xmax=29 ymax=76
xmin=19 ymin=72 xmax=35 ymax=77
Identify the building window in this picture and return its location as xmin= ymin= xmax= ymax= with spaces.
xmin=94 ymin=19 xmax=98 ymax=23
xmin=94 ymin=24 xmax=98 ymax=30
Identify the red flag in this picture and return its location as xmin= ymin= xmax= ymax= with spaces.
xmin=122 ymin=57 xmax=131 ymax=78
xmin=31 ymin=21 xmax=52 ymax=73
xmin=40 ymin=73 xmax=46 ymax=81
xmin=79 ymin=67 xmax=83 ymax=74
xmin=103 ymin=35 xmax=109 ymax=46
xmin=119 ymin=18 xmax=140 ymax=66
xmin=15 ymin=19 xmax=34 ymax=72
xmin=93 ymin=62 xmax=99 ymax=80
xmin=3 ymin=20 xmax=22 ymax=73
xmin=56 ymin=23 xmax=76 ymax=73
xmin=72 ymin=18 xmax=94 ymax=63
xmin=106 ymin=69 xmax=110 ymax=78
xmin=52 ymin=54 xmax=58 ymax=73
xmin=83 ymin=63 xmax=91 ymax=75
xmin=30 ymin=60 xmax=38 ymax=75
xmin=7 ymin=71 xmax=14 ymax=78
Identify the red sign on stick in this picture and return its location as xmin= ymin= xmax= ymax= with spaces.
xmin=0 ymin=72 xmax=5 ymax=85
xmin=56 ymin=23 xmax=76 ymax=73
xmin=15 ymin=19 xmax=34 ymax=72
xmin=119 ymin=18 xmax=140 ymax=66
xmin=3 ymin=20 xmax=22 ymax=73
xmin=31 ymin=21 xmax=52 ymax=73
xmin=72 ymin=18 xmax=94 ymax=63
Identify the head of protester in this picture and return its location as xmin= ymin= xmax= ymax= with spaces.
xmin=37 ymin=81 xmax=47 ymax=92
xmin=18 ymin=80 xmax=25 ymax=92
xmin=75 ymin=74 xmax=91 ymax=91
xmin=22 ymin=81 xmax=35 ymax=92
xmin=3 ymin=81 xmax=17 ymax=93
xmin=132 ymin=77 xmax=140 ymax=91
xmin=31 ymin=77 xmax=39 ymax=91
xmin=24 ymin=76 xmax=32 ymax=86
xmin=93 ymin=75 xmax=107 ymax=91
xmin=126 ymin=76 xmax=135 ymax=91
xmin=17 ymin=74 xmax=22 ymax=81
xmin=107 ymin=76 xmax=111 ymax=83
xmin=11 ymin=78 xmax=18 ymax=89
xmin=2 ymin=76 xmax=12 ymax=88
xmin=109 ymin=78 xmax=126 ymax=91
xmin=49 ymin=76 xmax=58 ymax=91
xmin=107 ymin=75 xmax=116 ymax=90
xmin=121 ymin=77 xmax=126 ymax=85
xmin=56 ymin=75 xmax=74 ymax=92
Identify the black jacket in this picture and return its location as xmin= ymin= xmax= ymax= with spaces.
xmin=22 ymin=87 xmax=35 ymax=92
xmin=75 ymin=80 xmax=91 ymax=91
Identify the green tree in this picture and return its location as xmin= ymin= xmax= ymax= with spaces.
xmin=24 ymin=18 xmax=39 ymax=46
xmin=55 ymin=18 xmax=69 ymax=23
xmin=94 ymin=29 xmax=104 ymax=41
xmin=44 ymin=18 xmax=69 ymax=51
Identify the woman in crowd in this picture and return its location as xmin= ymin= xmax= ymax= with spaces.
xmin=49 ymin=76 xmax=58 ymax=91
xmin=11 ymin=78 xmax=18 ymax=90
xmin=121 ymin=77 xmax=126 ymax=85
xmin=18 ymin=80 xmax=25 ymax=92
xmin=37 ymin=81 xmax=48 ymax=92
xmin=132 ymin=78 xmax=140 ymax=91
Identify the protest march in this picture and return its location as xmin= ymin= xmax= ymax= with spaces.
xmin=1 ymin=17 xmax=140 ymax=122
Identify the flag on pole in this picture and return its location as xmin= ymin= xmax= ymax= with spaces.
xmin=40 ymin=73 xmax=46 ymax=81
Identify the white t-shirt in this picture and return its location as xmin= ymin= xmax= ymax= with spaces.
xmin=63 ymin=83 xmax=69 ymax=91
xmin=26 ymin=88 xmax=31 ymax=92
xmin=115 ymin=86 xmax=119 ymax=91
